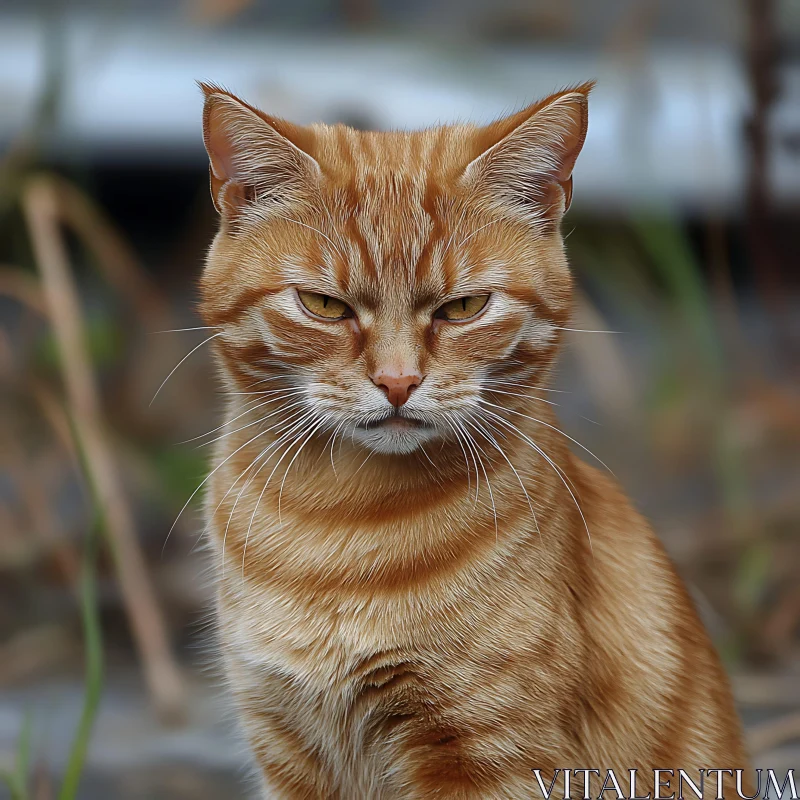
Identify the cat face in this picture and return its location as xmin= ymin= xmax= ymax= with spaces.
xmin=200 ymin=84 xmax=590 ymax=455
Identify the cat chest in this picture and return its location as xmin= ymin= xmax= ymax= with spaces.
xmin=220 ymin=579 xmax=430 ymax=699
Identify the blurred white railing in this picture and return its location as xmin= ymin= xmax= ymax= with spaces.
xmin=2 ymin=14 xmax=798 ymax=212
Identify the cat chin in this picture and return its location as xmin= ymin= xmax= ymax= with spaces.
xmin=350 ymin=425 xmax=440 ymax=455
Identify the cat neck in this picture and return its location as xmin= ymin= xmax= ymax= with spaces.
xmin=211 ymin=395 xmax=585 ymax=594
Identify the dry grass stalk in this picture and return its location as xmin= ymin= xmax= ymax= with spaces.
xmin=0 ymin=265 xmax=49 ymax=317
xmin=30 ymin=380 xmax=87 ymax=486
xmin=48 ymin=177 xmax=170 ymax=326
xmin=22 ymin=174 xmax=185 ymax=723
xmin=10 ymin=441 xmax=81 ymax=586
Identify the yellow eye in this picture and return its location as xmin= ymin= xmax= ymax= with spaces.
xmin=435 ymin=294 xmax=490 ymax=322
xmin=297 ymin=291 xmax=352 ymax=320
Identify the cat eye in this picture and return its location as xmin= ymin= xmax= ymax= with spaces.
xmin=297 ymin=290 xmax=353 ymax=321
xmin=435 ymin=294 xmax=490 ymax=322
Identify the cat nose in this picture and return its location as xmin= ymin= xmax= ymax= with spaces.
xmin=371 ymin=370 xmax=423 ymax=408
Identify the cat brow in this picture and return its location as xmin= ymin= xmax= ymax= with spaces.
xmin=277 ymin=275 xmax=344 ymax=294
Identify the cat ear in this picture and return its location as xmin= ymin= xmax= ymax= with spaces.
xmin=464 ymin=83 xmax=593 ymax=223
xmin=200 ymin=83 xmax=320 ymax=221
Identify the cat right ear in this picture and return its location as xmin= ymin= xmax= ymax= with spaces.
xmin=199 ymin=83 xmax=320 ymax=221
xmin=463 ymin=83 xmax=593 ymax=225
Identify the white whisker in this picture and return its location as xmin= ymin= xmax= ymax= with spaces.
xmin=272 ymin=213 xmax=348 ymax=266
xmin=150 ymin=331 xmax=224 ymax=407
xmin=162 ymin=416 xmax=285 ymax=554
xmin=220 ymin=407 xmax=316 ymax=575
xmin=442 ymin=416 xmax=472 ymax=497
xmin=277 ymin=415 xmax=331 ymax=524
xmin=462 ymin=423 xmax=499 ymax=541
xmin=450 ymin=417 xmax=481 ymax=505
xmin=178 ymin=389 xmax=307 ymax=445
xmin=150 ymin=326 xmax=221 ymax=334
xmin=465 ymin=413 xmax=541 ymax=541
xmin=481 ymin=407 xmax=593 ymax=556
xmin=440 ymin=202 xmax=471 ymax=264
xmin=466 ymin=383 xmax=560 ymax=408
xmin=476 ymin=398 xmax=613 ymax=475
xmin=195 ymin=395 xmax=310 ymax=449
xmin=482 ymin=378 xmax=570 ymax=395
xmin=553 ymin=327 xmax=623 ymax=334
xmin=242 ymin=413 xmax=323 ymax=574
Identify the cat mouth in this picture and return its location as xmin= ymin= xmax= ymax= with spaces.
xmin=357 ymin=414 xmax=431 ymax=431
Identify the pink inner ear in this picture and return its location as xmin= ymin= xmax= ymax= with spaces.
xmin=204 ymin=101 xmax=239 ymax=184
xmin=207 ymin=141 xmax=233 ymax=183
xmin=551 ymin=98 xmax=589 ymax=184
xmin=200 ymin=89 xmax=321 ymax=219
xmin=560 ymin=176 xmax=574 ymax=212
xmin=464 ymin=88 xmax=590 ymax=220
xmin=202 ymin=96 xmax=268 ymax=217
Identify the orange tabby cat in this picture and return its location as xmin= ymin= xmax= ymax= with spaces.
xmin=198 ymin=82 xmax=751 ymax=799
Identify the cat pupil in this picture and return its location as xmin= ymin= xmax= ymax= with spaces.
xmin=461 ymin=298 xmax=467 ymax=311
xmin=323 ymin=296 xmax=329 ymax=308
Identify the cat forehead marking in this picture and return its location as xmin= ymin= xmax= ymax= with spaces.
xmin=320 ymin=161 xmax=451 ymax=296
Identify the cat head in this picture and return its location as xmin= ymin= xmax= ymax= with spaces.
xmin=199 ymin=82 xmax=591 ymax=455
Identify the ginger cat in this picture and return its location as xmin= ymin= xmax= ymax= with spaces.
xmin=198 ymin=82 xmax=751 ymax=799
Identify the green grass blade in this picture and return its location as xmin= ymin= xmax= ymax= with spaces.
xmin=58 ymin=531 xmax=103 ymax=800
xmin=0 ymin=710 xmax=33 ymax=800
xmin=632 ymin=214 xmax=723 ymax=374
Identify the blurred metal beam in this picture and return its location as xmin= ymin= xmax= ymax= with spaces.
xmin=744 ymin=0 xmax=782 ymax=301
xmin=2 ymin=14 xmax=796 ymax=212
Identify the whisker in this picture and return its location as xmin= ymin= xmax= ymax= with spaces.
xmin=351 ymin=443 xmax=377 ymax=477
xmin=177 ymin=389 xmax=307 ymax=445
xmin=440 ymin=202 xmax=471 ymax=264
xmin=219 ymin=443 xmax=277 ymax=574
xmin=277 ymin=414 xmax=331 ymax=524
xmin=461 ymin=422 xmax=499 ymax=541
xmin=418 ymin=443 xmax=438 ymax=474
xmin=464 ymin=413 xmax=541 ymax=541
xmin=150 ymin=331 xmax=224 ymax=407
xmin=272 ymin=213 xmax=348 ymax=267
xmin=442 ymin=416 xmax=472 ymax=497
xmin=450 ymin=417 xmax=481 ymax=505
xmin=199 ymin=408 xmax=312 ymax=553
xmin=243 ymin=413 xmax=324 ymax=574
xmin=320 ymin=419 xmax=347 ymax=478
xmin=162 ymin=416 xmax=285 ymax=554
xmin=476 ymin=398 xmax=613 ymax=475
xmin=194 ymin=395 xmax=310 ymax=449
xmin=149 ymin=326 xmax=221 ymax=334
xmin=214 ymin=375 xmax=299 ymax=400
xmin=553 ymin=327 xmax=623 ymax=334
xmin=465 ymin=383 xmax=560 ymax=408
xmin=481 ymin=378 xmax=570 ymax=395
xmin=481 ymin=408 xmax=593 ymax=556
xmin=318 ymin=203 xmax=351 ymax=267
xmin=220 ymin=408 xmax=315 ymax=574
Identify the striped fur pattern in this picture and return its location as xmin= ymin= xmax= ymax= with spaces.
xmin=198 ymin=83 xmax=750 ymax=798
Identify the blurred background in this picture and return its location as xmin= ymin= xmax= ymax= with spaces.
xmin=1 ymin=0 xmax=799 ymax=797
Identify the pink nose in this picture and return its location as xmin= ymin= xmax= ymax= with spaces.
xmin=371 ymin=371 xmax=423 ymax=408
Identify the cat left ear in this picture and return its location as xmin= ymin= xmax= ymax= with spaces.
xmin=199 ymin=83 xmax=320 ymax=221
xmin=464 ymin=82 xmax=593 ymax=222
